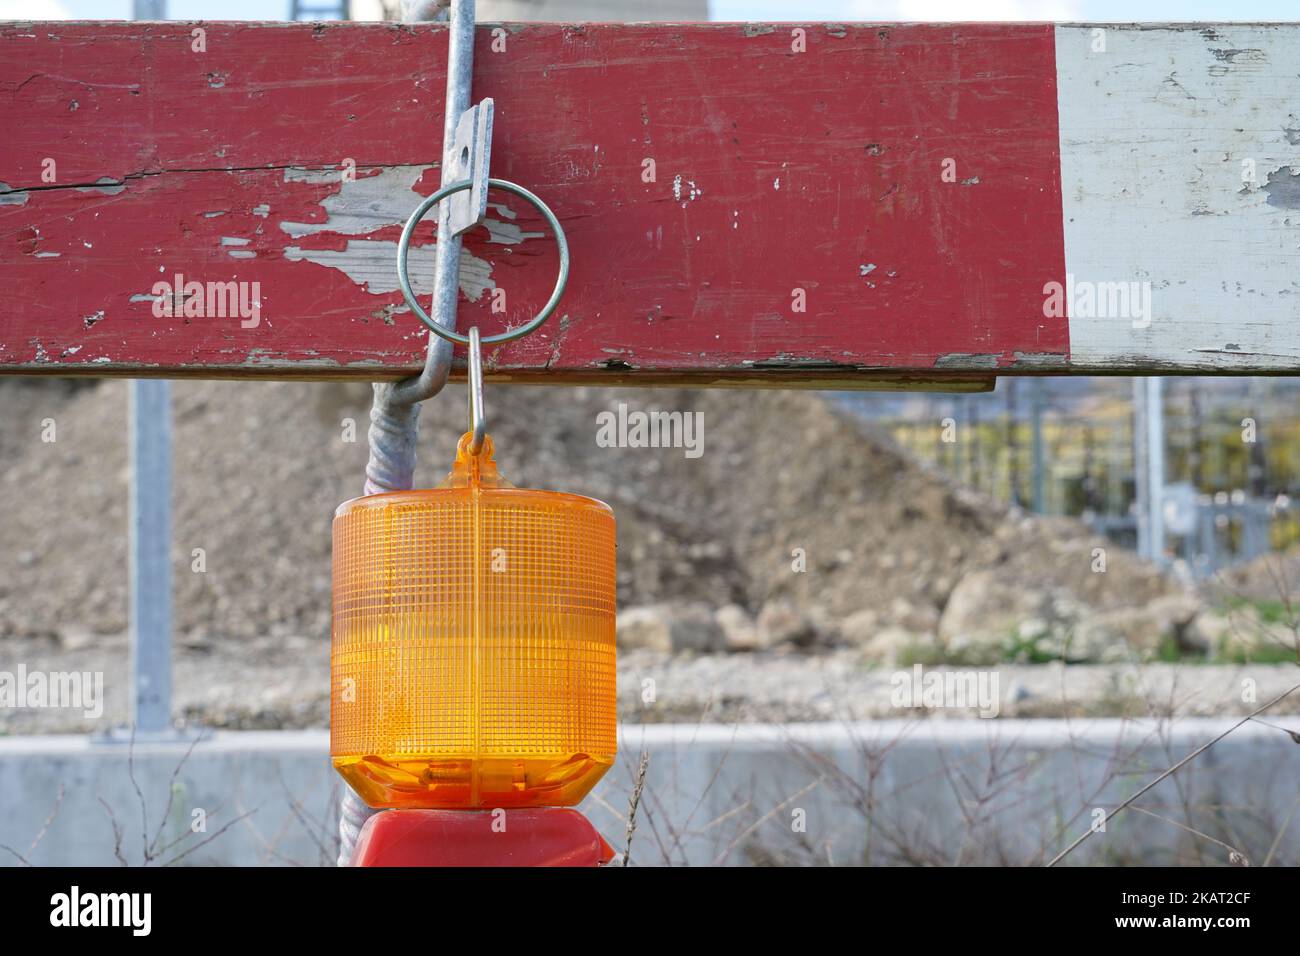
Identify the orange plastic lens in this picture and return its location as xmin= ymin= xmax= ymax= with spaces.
xmin=330 ymin=433 xmax=617 ymax=809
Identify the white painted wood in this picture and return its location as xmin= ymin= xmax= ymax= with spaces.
xmin=1056 ymin=24 xmax=1300 ymax=371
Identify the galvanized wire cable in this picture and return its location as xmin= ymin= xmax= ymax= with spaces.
xmin=337 ymin=787 xmax=377 ymax=867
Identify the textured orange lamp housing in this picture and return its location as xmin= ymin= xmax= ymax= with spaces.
xmin=330 ymin=432 xmax=617 ymax=810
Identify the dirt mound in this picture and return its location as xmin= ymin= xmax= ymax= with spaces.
xmin=1210 ymin=547 xmax=1300 ymax=605
xmin=0 ymin=379 xmax=1180 ymax=645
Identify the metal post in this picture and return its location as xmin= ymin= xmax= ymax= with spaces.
xmin=1188 ymin=381 xmax=1205 ymax=489
xmin=125 ymin=0 xmax=172 ymax=741
xmin=1031 ymin=378 xmax=1046 ymax=513
xmin=1134 ymin=377 xmax=1165 ymax=565
xmin=1133 ymin=378 xmax=1148 ymax=558
xmin=1005 ymin=379 xmax=1020 ymax=506
xmin=967 ymin=393 xmax=980 ymax=492
xmin=129 ymin=380 xmax=173 ymax=735
xmin=1148 ymin=377 xmax=1166 ymax=566
xmin=1247 ymin=378 xmax=1268 ymax=498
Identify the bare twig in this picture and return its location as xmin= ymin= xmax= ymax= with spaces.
xmin=712 ymin=777 xmax=822 ymax=866
xmin=1262 ymin=791 xmax=1300 ymax=867
xmin=96 ymin=794 xmax=129 ymax=867
xmin=159 ymin=810 xmax=256 ymax=867
xmin=1048 ymin=682 xmax=1300 ymax=866
xmin=0 ymin=845 xmax=30 ymax=865
xmin=126 ymin=726 xmax=150 ymax=863
xmin=148 ymin=730 xmax=205 ymax=858
xmin=1249 ymin=716 xmax=1300 ymax=745
xmin=0 ymin=782 xmax=67 ymax=865
xmin=1128 ymin=804 xmax=1249 ymax=865
xmin=622 ymin=751 xmax=650 ymax=867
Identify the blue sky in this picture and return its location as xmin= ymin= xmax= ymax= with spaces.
xmin=11 ymin=0 xmax=1300 ymax=23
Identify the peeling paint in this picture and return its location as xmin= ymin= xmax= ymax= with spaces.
xmin=75 ymin=176 xmax=125 ymax=195
xmin=283 ymin=239 xmax=493 ymax=301
xmin=1011 ymin=351 xmax=1068 ymax=366
xmin=672 ymin=174 xmax=701 ymax=204
xmin=283 ymin=167 xmax=343 ymax=186
xmin=481 ymin=218 xmax=543 ymax=245
xmin=279 ymin=164 xmax=434 ymax=238
xmin=0 ymin=182 xmax=29 ymax=205
xmin=1209 ymin=47 xmax=1266 ymax=65
xmin=934 ymin=353 xmax=1001 ymax=368
xmin=1263 ymin=165 xmax=1300 ymax=210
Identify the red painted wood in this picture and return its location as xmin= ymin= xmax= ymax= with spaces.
xmin=0 ymin=21 xmax=1066 ymax=380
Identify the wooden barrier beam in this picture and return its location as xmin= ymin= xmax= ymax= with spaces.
xmin=2 ymin=21 xmax=1298 ymax=384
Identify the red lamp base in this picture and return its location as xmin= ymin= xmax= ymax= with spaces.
xmin=348 ymin=808 xmax=616 ymax=867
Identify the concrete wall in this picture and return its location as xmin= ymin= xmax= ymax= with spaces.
xmin=3 ymin=718 xmax=1298 ymax=866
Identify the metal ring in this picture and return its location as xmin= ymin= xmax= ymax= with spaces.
xmin=396 ymin=177 xmax=569 ymax=346
xmin=467 ymin=326 xmax=486 ymax=455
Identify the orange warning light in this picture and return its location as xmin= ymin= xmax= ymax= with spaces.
xmin=330 ymin=432 xmax=616 ymax=809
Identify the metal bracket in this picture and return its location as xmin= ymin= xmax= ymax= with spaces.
xmin=447 ymin=98 xmax=493 ymax=237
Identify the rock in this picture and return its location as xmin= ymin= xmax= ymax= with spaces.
xmin=1186 ymin=609 xmax=1233 ymax=654
xmin=858 ymin=626 xmax=934 ymax=666
xmin=889 ymin=596 xmax=940 ymax=632
xmin=616 ymin=603 xmax=724 ymax=653
xmin=756 ymin=599 xmax=820 ymax=648
xmin=57 ymin=626 xmax=97 ymax=652
xmin=715 ymin=604 xmax=761 ymax=652
xmin=938 ymin=569 xmax=1056 ymax=658
xmin=1202 ymin=606 xmax=1298 ymax=660
xmin=616 ymin=606 xmax=674 ymax=652
xmin=903 ymin=483 xmax=948 ymax=523
xmin=838 ymin=609 xmax=881 ymax=648
xmin=1069 ymin=593 xmax=1202 ymax=661
xmin=839 ymin=611 xmax=937 ymax=665
xmin=1018 ymin=618 xmax=1050 ymax=642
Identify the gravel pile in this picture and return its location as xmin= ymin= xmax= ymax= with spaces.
xmin=0 ymin=378 xmax=1181 ymax=644
xmin=0 ymin=377 xmax=1222 ymax=728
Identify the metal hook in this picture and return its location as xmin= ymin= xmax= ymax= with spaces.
xmin=467 ymin=326 xmax=486 ymax=455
